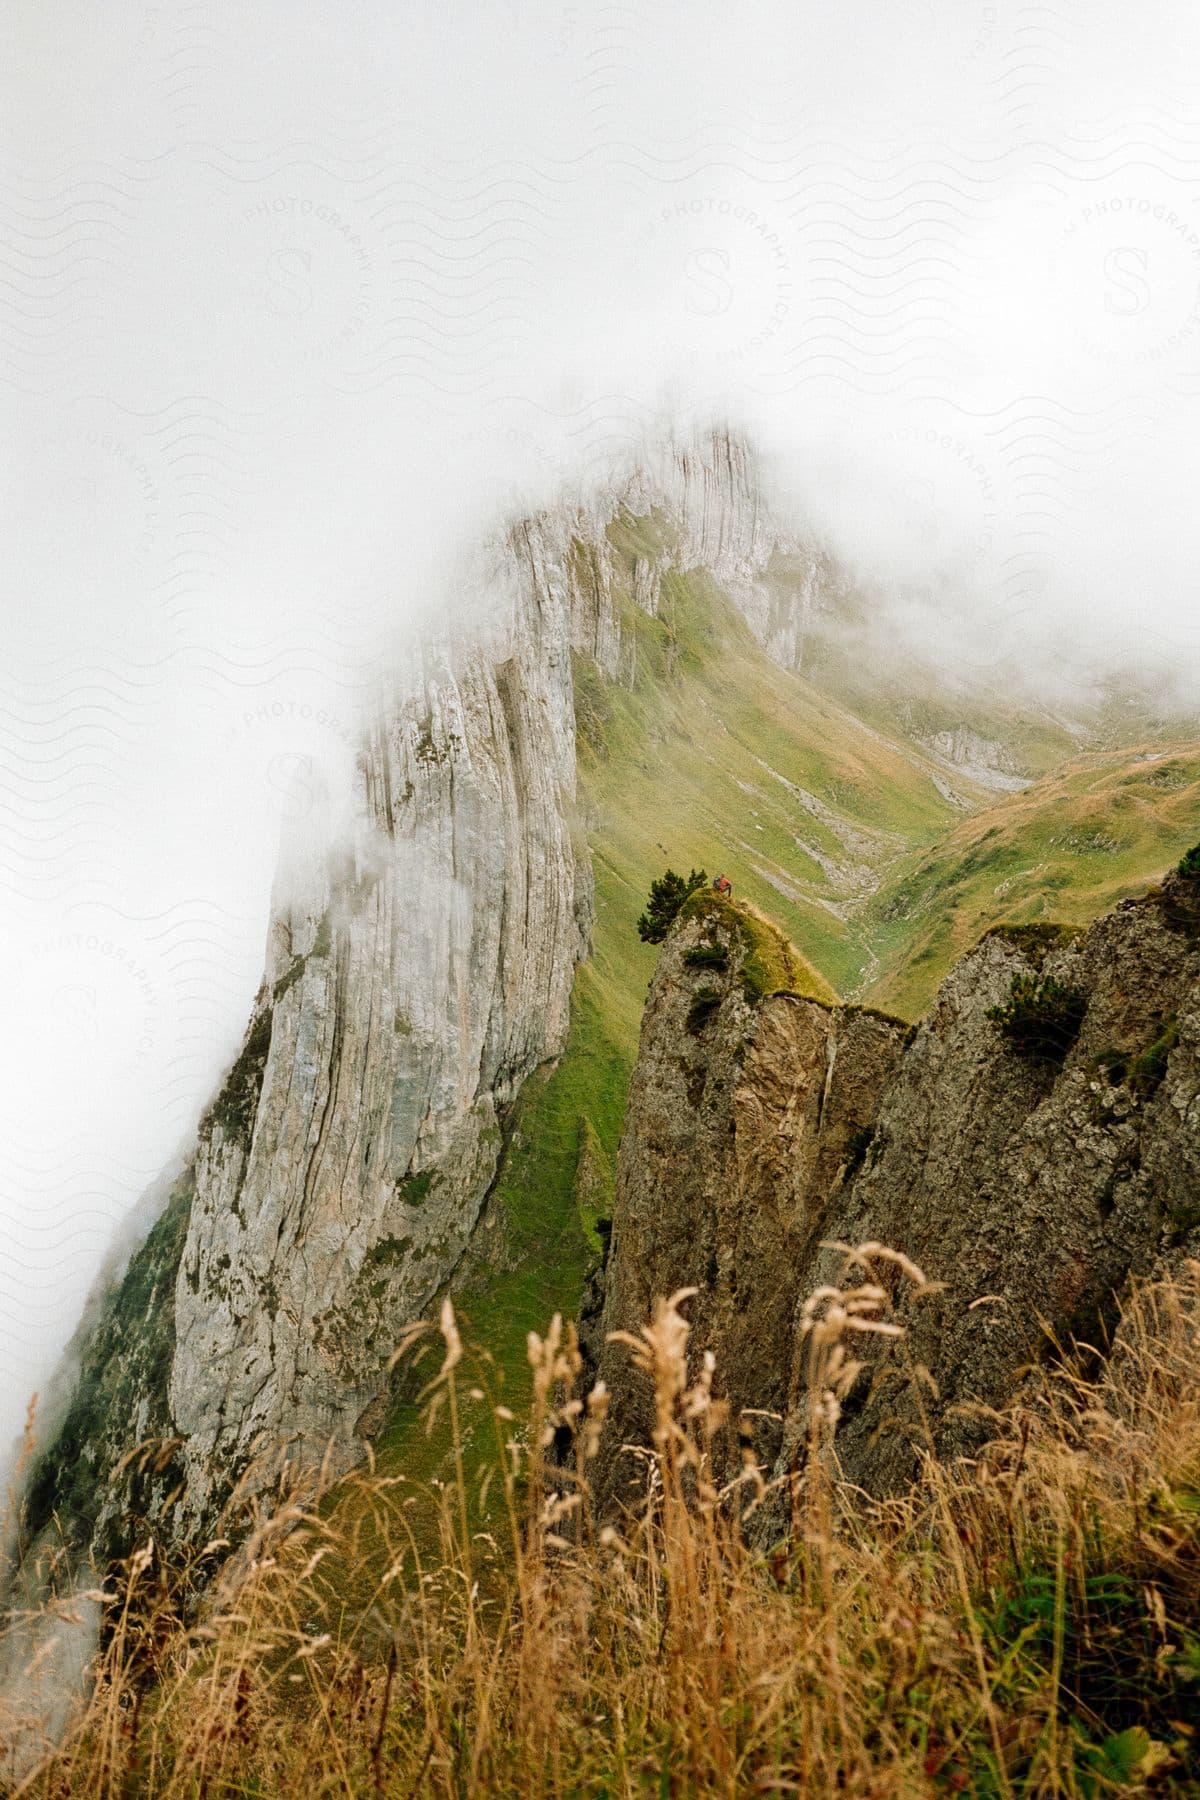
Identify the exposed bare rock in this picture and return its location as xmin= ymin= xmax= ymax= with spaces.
xmin=587 ymin=896 xmax=906 ymax=1509
xmin=921 ymin=727 xmax=1029 ymax=793
xmin=592 ymin=874 xmax=1200 ymax=1515
xmin=808 ymin=880 xmax=1200 ymax=1496
xmin=168 ymin=577 xmax=587 ymax=1533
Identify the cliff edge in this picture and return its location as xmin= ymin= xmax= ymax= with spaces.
xmin=590 ymin=869 xmax=1200 ymax=1509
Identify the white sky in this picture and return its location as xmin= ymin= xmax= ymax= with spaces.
xmin=3 ymin=0 xmax=1200 ymax=1452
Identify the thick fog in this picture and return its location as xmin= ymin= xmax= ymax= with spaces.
xmin=3 ymin=0 xmax=1200 ymax=1455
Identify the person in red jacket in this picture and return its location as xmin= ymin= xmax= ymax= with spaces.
xmin=712 ymin=874 xmax=732 ymax=896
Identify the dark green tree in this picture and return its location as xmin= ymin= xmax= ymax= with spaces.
xmin=636 ymin=867 xmax=707 ymax=944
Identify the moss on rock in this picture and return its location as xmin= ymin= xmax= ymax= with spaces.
xmin=23 ymin=1167 xmax=195 ymax=1561
xmin=203 ymin=1009 xmax=273 ymax=1145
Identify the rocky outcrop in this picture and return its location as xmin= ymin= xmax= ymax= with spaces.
xmin=592 ymin=872 xmax=1200 ymax=1512
xmin=586 ymin=892 xmax=908 ymax=1508
xmin=25 ymin=429 xmax=825 ymax=1567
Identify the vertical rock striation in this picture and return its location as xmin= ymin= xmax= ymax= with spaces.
xmin=592 ymin=875 xmax=1200 ymax=1513
xmin=168 ymin=545 xmax=588 ymax=1532
xmin=28 ymin=429 xmax=817 ymax=1564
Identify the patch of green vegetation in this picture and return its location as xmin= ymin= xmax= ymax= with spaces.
xmin=604 ymin=504 xmax=678 ymax=570
xmin=683 ymin=943 xmax=730 ymax=971
xmin=363 ymin=1234 xmax=415 ymax=1271
xmin=573 ymin=1115 xmax=614 ymax=1253
xmin=987 ymin=974 xmax=1087 ymax=1069
xmin=979 ymin=1528 xmax=1200 ymax=1777
xmin=369 ymin=961 xmax=630 ymax=1521
xmin=1177 ymin=842 xmax=1200 ymax=879
xmin=272 ymin=957 xmax=306 ymax=1001
xmin=570 ymin=649 xmax=612 ymax=757
xmin=1089 ymin=1019 xmax=1179 ymax=1102
xmin=204 ymin=1008 xmax=273 ymax=1144
xmin=680 ymin=891 xmax=834 ymax=1005
xmin=686 ymin=985 xmax=722 ymax=1033
xmin=739 ymin=909 xmax=813 ymax=1003
xmin=395 ymin=1171 xmax=435 ymax=1208
xmin=23 ymin=1169 xmax=195 ymax=1557
xmin=1128 ymin=1017 xmax=1178 ymax=1098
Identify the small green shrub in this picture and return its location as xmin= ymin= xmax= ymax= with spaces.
xmin=637 ymin=867 xmax=707 ymax=944
xmin=683 ymin=943 xmax=729 ymax=971
xmin=396 ymin=1171 xmax=435 ymax=1208
xmin=206 ymin=1008 xmax=274 ymax=1142
xmin=984 ymin=922 xmax=1081 ymax=967
xmin=1177 ymin=842 xmax=1200 ymax=880
xmin=1091 ymin=1046 xmax=1129 ymax=1087
xmin=1089 ymin=1020 xmax=1179 ymax=1100
xmin=686 ymin=985 xmax=721 ymax=1033
xmin=1128 ymin=1017 xmax=1178 ymax=1097
xmin=987 ymin=974 xmax=1087 ymax=1067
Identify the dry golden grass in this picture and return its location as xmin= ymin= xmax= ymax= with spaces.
xmin=2 ymin=1251 xmax=1198 ymax=1798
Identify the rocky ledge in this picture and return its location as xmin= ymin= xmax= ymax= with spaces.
xmin=588 ymin=870 xmax=1200 ymax=1509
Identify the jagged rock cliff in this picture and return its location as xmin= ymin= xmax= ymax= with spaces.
xmin=591 ymin=871 xmax=1200 ymax=1510
xmin=584 ymin=891 xmax=906 ymax=1509
xmin=26 ymin=431 xmax=830 ymax=1568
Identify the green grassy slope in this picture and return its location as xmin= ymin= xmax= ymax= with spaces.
xmin=369 ymin=558 xmax=971 ymax=1462
xmin=772 ymin=569 xmax=1189 ymax=785
xmin=369 ymin=554 xmax=1200 ymax=1484
xmin=864 ymin=745 xmax=1200 ymax=1018
xmin=326 ymin=556 xmax=1200 ymax=1613
xmin=576 ymin=553 xmax=960 ymax=992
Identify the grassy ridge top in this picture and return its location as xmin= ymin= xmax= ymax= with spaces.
xmin=678 ymin=887 xmax=837 ymax=1004
xmin=866 ymin=743 xmax=1200 ymax=1017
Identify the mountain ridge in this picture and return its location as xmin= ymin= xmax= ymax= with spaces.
xmin=19 ymin=429 xmax=1200 ymax=1589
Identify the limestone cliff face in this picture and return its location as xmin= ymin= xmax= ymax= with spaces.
xmin=28 ymin=429 xmax=812 ymax=1564
xmin=593 ymin=875 xmax=1200 ymax=1509
xmin=168 ymin=551 xmax=587 ymax=1534
xmin=633 ymin=431 xmax=850 ymax=670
